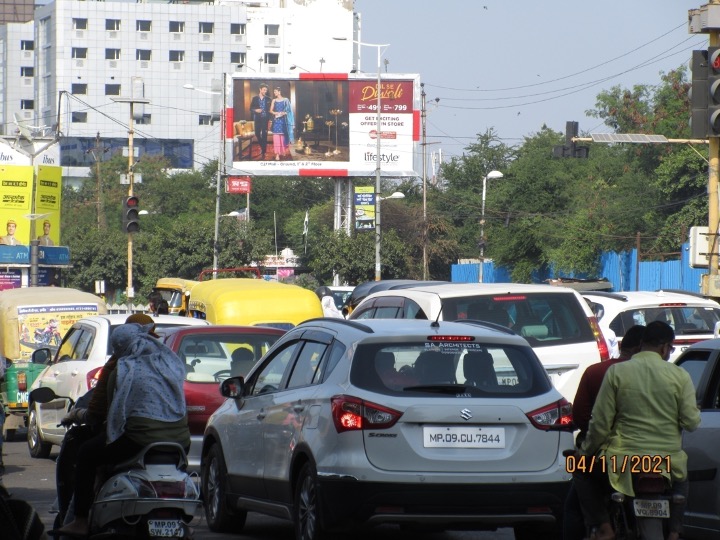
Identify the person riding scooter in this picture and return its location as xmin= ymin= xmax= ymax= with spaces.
xmin=573 ymin=321 xmax=701 ymax=540
xmin=55 ymin=320 xmax=190 ymax=538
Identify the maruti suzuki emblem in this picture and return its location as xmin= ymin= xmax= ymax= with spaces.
xmin=460 ymin=408 xmax=472 ymax=420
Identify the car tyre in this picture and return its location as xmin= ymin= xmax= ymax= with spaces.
xmin=294 ymin=461 xmax=330 ymax=540
xmin=202 ymin=443 xmax=246 ymax=533
xmin=27 ymin=404 xmax=52 ymax=459
xmin=514 ymin=522 xmax=561 ymax=540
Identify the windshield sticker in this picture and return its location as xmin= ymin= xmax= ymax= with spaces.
xmin=423 ymin=342 xmax=486 ymax=353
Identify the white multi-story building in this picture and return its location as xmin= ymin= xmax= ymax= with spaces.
xmin=3 ymin=0 xmax=356 ymax=184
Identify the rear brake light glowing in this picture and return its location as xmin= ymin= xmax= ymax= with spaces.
xmin=527 ymin=398 xmax=574 ymax=431
xmin=492 ymin=295 xmax=527 ymax=302
xmin=588 ymin=316 xmax=610 ymax=361
xmin=331 ymin=395 xmax=402 ymax=433
xmin=658 ymin=303 xmax=686 ymax=307
xmin=428 ymin=335 xmax=475 ymax=342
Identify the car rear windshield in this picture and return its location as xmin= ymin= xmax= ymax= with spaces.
xmin=443 ymin=293 xmax=594 ymax=348
xmin=350 ymin=342 xmax=552 ymax=397
xmin=603 ymin=305 xmax=720 ymax=338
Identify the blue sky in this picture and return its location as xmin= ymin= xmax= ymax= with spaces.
xmin=355 ymin=0 xmax=706 ymax=160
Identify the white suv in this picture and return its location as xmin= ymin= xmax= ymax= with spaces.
xmin=348 ymin=283 xmax=609 ymax=401
xmin=201 ymin=318 xmax=574 ymax=540
xmin=581 ymin=290 xmax=720 ymax=363
xmin=27 ymin=314 xmax=210 ymax=458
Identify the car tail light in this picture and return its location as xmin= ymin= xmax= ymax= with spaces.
xmin=331 ymin=395 xmax=402 ymax=433
xmin=527 ymin=398 xmax=574 ymax=431
xmin=87 ymin=366 xmax=103 ymax=389
xmin=588 ymin=316 xmax=610 ymax=361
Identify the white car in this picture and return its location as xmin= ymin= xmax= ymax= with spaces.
xmin=348 ymin=283 xmax=610 ymax=401
xmin=202 ymin=318 xmax=575 ymax=540
xmin=581 ymin=290 xmax=720 ymax=363
xmin=27 ymin=313 xmax=210 ymax=458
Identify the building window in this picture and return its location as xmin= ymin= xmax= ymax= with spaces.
xmin=136 ymin=49 xmax=151 ymax=61
xmin=230 ymin=23 xmax=246 ymax=35
xmin=71 ymin=84 xmax=88 ymax=95
xmin=169 ymin=21 xmax=185 ymax=33
xmin=105 ymin=19 xmax=120 ymax=31
xmin=199 ymin=115 xmax=212 ymax=125
xmin=71 ymin=112 xmax=87 ymax=123
xmin=264 ymin=53 xmax=279 ymax=65
xmin=105 ymin=84 xmax=121 ymax=96
xmin=230 ymin=52 xmax=245 ymax=64
xmin=21 ymin=67 xmax=34 ymax=77
xmin=20 ymin=40 xmax=34 ymax=51
xmin=199 ymin=51 xmax=214 ymax=63
xmin=136 ymin=114 xmax=152 ymax=125
xmin=264 ymin=24 xmax=279 ymax=36
xmin=169 ymin=50 xmax=184 ymax=62
xmin=105 ymin=49 xmax=121 ymax=60
xmin=199 ymin=22 xmax=214 ymax=34
xmin=72 ymin=48 xmax=88 ymax=59
xmin=136 ymin=20 xmax=151 ymax=32
xmin=20 ymin=100 xmax=34 ymax=110
xmin=73 ymin=18 xmax=88 ymax=30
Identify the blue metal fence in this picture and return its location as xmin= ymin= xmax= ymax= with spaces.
xmin=451 ymin=243 xmax=706 ymax=293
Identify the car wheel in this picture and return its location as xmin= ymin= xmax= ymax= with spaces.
xmin=27 ymin=404 xmax=52 ymax=459
xmin=294 ymin=461 xmax=329 ymax=540
xmin=202 ymin=444 xmax=246 ymax=533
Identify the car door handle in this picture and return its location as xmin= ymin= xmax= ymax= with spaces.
xmin=53 ymin=370 xmax=61 ymax=376
xmin=71 ymin=370 xmax=80 ymax=376
xmin=256 ymin=410 xmax=266 ymax=420
xmin=293 ymin=404 xmax=305 ymax=413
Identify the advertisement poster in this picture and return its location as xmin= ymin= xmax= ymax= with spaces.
xmin=17 ymin=303 xmax=101 ymax=359
xmin=354 ymin=186 xmax=375 ymax=230
xmin=35 ymin=165 xmax=62 ymax=246
xmin=0 ymin=165 xmax=34 ymax=245
xmin=229 ymin=73 xmax=420 ymax=177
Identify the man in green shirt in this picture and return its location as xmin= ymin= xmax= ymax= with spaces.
xmin=574 ymin=321 xmax=700 ymax=540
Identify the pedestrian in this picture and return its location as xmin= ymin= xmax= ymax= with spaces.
xmin=321 ymin=295 xmax=343 ymax=319
xmin=148 ymin=291 xmax=163 ymax=316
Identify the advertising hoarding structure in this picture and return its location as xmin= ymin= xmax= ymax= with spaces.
xmin=226 ymin=72 xmax=422 ymax=178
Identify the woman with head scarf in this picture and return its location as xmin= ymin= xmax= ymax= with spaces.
xmin=56 ymin=322 xmax=189 ymax=537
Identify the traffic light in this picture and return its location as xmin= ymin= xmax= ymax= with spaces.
xmin=690 ymin=50 xmax=708 ymax=138
xmin=708 ymin=47 xmax=720 ymax=137
xmin=122 ymin=196 xmax=140 ymax=233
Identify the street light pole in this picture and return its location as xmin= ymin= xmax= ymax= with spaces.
xmin=479 ymin=170 xmax=503 ymax=283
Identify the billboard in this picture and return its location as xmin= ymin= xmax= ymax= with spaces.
xmin=228 ymin=73 xmax=421 ymax=177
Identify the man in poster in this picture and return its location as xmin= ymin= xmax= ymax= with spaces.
xmin=250 ymin=83 xmax=270 ymax=160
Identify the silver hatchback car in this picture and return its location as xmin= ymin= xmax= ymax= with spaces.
xmin=201 ymin=318 xmax=574 ymax=540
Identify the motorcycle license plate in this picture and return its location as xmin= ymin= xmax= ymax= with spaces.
xmin=148 ymin=519 xmax=183 ymax=537
xmin=633 ymin=499 xmax=670 ymax=518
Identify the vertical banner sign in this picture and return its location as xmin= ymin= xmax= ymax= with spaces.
xmin=354 ymin=186 xmax=376 ymax=230
xmin=35 ymin=165 xmax=63 ymax=246
xmin=0 ymin=165 xmax=34 ymax=244
xmin=348 ymin=80 xmax=415 ymax=174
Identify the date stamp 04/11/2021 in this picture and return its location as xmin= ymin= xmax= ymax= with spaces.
xmin=565 ymin=454 xmax=672 ymax=474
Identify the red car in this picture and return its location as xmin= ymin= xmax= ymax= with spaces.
xmin=162 ymin=325 xmax=285 ymax=469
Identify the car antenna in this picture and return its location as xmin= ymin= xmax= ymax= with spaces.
xmin=431 ymin=305 xmax=442 ymax=328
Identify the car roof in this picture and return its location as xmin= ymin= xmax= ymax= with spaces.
xmin=364 ymin=282 xmax=583 ymax=300
xmin=161 ymin=324 xmax=285 ymax=338
xmin=581 ymin=290 xmax=720 ymax=307
xmin=348 ymin=280 xmax=449 ymax=307
xmin=297 ymin=317 xmax=528 ymax=345
xmin=77 ymin=314 xmax=211 ymax=326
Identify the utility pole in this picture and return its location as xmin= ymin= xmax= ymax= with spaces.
xmin=421 ymin=83 xmax=428 ymax=280
xmin=86 ymin=132 xmax=108 ymax=230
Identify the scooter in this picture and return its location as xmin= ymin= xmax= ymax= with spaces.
xmin=30 ymin=387 xmax=201 ymax=540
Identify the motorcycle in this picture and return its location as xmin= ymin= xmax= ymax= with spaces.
xmin=29 ymin=386 xmax=201 ymax=540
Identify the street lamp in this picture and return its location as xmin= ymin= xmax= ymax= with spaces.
xmin=236 ymin=63 xmax=256 ymax=73
xmin=333 ymin=37 xmax=390 ymax=281
xmin=184 ymin=74 xmax=227 ymax=279
xmin=479 ymin=170 xmax=504 ymax=282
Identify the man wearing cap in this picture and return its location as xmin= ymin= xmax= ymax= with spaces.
xmin=0 ymin=220 xmax=19 ymax=245
xmin=37 ymin=220 xmax=54 ymax=246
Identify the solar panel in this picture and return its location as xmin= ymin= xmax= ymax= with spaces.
xmin=590 ymin=133 xmax=668 ymax=144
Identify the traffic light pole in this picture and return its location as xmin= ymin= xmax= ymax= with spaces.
xmin=709 ymin=32 xmax=720 ymax=280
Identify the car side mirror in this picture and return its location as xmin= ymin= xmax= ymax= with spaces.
xmin=31 ymin=348 xmax=52 ymax=365
xmin=220 ymin=376 xmax=244 ymax=399
xmin=715 ymin=321 xmax=720 ymax=338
